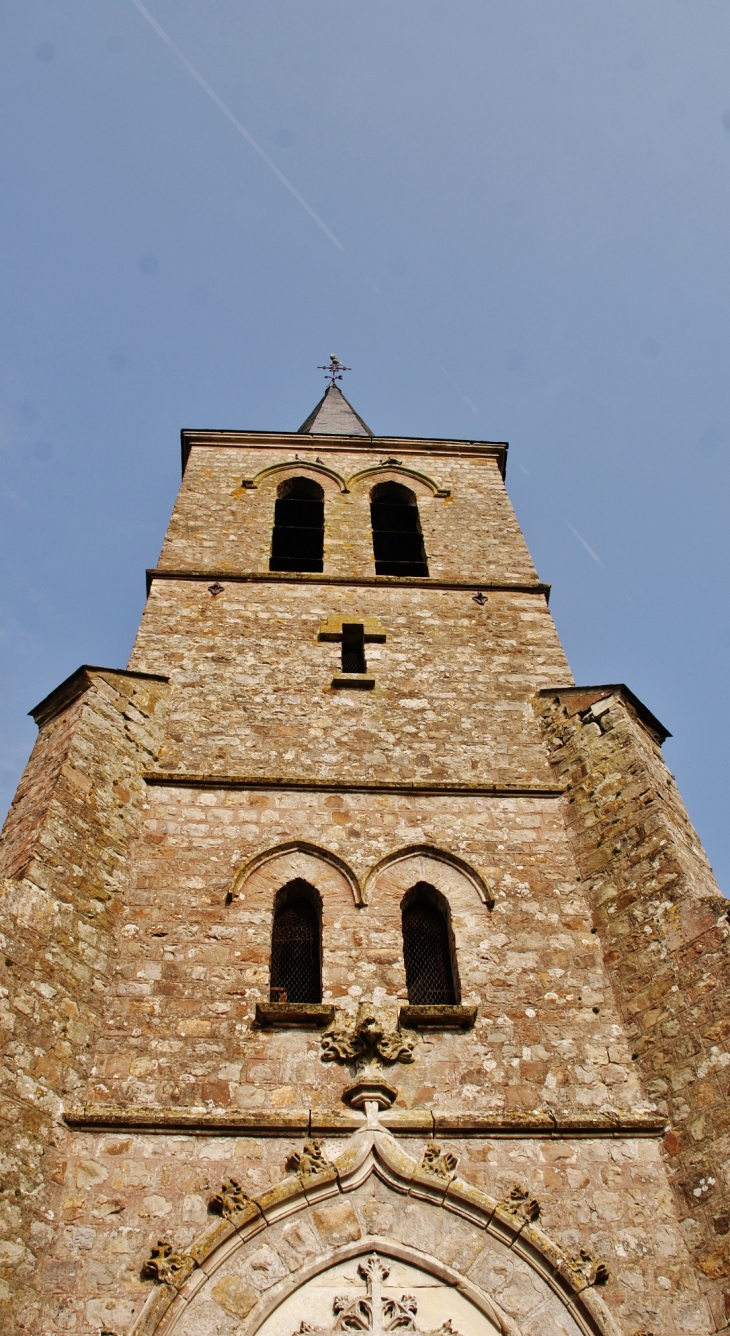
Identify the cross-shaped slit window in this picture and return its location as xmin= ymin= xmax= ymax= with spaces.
xmin=341 ymin=623 xmax=366 ymax=674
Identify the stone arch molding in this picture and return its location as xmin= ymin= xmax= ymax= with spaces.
xmin=252 ymin=461 xmax=349 ymax=494
xmin=364 ymin=846 xmax=494 ymax=911
xmin=130 ymin=1132 xmax=619 ymax=1336
xmin=229 ymin=842 xmax=365 ymax=908
xmin=229 ymin=843 xmax=493 ymax=912
xmin=346 ymin=465 xmax=445 ymax=498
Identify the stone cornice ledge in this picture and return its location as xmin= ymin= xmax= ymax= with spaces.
xmin=143 ymin=773 xmax=564 ymax=797
xmin=146 ymin=568 xmax=550 ymax=599
xmin=64 ymin=1105 xmax=666 ymax=1138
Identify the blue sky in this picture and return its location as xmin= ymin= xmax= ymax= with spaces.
xmin=1 ymin=1 xmax=728 ymax=889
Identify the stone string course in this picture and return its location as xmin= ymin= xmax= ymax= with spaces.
xmin=0 ymin=427 xmax=725 ymax=1335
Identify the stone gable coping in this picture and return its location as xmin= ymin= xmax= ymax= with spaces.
xmin=537 ymin=683 xmax=671 ymax=744
xmin=29 ymin=664 xmax=170 ymax=729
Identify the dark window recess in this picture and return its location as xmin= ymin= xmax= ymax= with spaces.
xmin=270 ymin=477 xmax=324 ymax=573
xmin=341 ymin=623 xmax=366 ymax=674
xmin=370 ymin=482 xmax=428 ymax=577
xmin=270 ymin=879 xmax=322 ymax=1003
xmin=402 ymin=883 xmax=457 ymax=1005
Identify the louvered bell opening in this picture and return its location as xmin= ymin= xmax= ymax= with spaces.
xmin=372 ymin=530 xmax=428 ymax=577
xmin=270 ymin=496 xmax=324 ymax=572
xmin=370 ymin=503 xmax=421 ymax=533
xmin=270 ymin=885 xmax=321 ymax=1003
xmin=370 ymin=489 xmax=428 ymax=578
xmin=402 ymin=897 xmax=456 ymax=1005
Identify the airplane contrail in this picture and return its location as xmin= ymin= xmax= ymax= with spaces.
xmin=566 ymin=522 xmax=604 ymax=568
xmin=128 ymin=0 xmax=345 ymax=252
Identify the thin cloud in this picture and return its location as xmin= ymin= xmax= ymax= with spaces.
xmin=566 ymin=522 xmax=604 ymax=568
xmin=128 ymin=0 xmax=344 ymax=252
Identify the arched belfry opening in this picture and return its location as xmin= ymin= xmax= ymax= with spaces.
xmin=401 ymin=882 xmax=459 ymax=1005
xmin=370 ymin=481 xmax=429 ymax=577
xmin=270 ymin=879 xmax=322 ymax=1003
xmin=270 ymin=476 xmax=324 ymax=572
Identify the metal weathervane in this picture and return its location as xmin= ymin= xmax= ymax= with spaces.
xmin=318 ymin=353 xmax=351 ymax=386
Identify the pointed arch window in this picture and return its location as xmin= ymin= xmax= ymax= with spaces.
xmin=270 ymin=477 xmax=324 ymax=573
xmin=270 ymin=879 xmax=322 ymax=1003
xmin=401 ymin=882 xmax=458 ymax=1005
xmin=370 ymin=481 xmax=428 ymax=577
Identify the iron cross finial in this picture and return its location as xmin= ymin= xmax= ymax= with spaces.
xmin=318 ymin=353 xmax=351 ymax=387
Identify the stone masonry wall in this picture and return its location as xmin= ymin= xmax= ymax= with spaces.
xmin=129 ymin=582 xmax=570 ymax=787
xmin=44 ymin=1127 xmax=711 ymax=1336
xmin=157 ymin=445 xmax=538 ymax=586
xmin=0 ymin=670 xmax=169 ymax=1333
xmin=84 ymin=786 xmax=645 ymax=1118
xmin=536 ymin=686 xmax=730 ymax=1331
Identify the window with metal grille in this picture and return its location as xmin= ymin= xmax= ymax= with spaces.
xmin=370 ymin=481 xmax=428 ymax=578
xmin=270 ymin=879 xmax=322 ymax=1003
xmin=341 ymin=623 xmax=366 ymax=674
xmin=401 ymin=882 xmax=458 ymax=1005
xmin=270 ymin=477 xmax=324 ymax=573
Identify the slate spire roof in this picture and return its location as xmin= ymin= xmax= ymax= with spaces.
xmin=297 ymin=384 xmax=372 ymax=436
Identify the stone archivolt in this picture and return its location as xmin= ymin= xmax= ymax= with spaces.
xmin=345 ymin=464 xmax=445 ymax=497
xmin=362 ymin=845 xmax=493 ymax=910
xmin=250 ymin=460 xmax=349 ymax=493
xmin=228 ymin=839 xmax=492 ymax=913
xmin=129 ymin=1128 xmax=616 ymax=1336
xmin=230 ymin=840 xmax=365 ymax=908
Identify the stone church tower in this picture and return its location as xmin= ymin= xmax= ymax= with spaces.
xmin=1 ymin=376 xmax=729 ymax=1336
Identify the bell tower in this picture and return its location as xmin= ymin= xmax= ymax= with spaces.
xmin=1 ymin=370 xmax=728 ymax=1336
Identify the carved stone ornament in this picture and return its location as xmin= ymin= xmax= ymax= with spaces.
xmin=420 ymin=1142 xmax=459 ymax=1180
xmin=290 ymin=1253 xmax=463 ymax=1336
xmin=286 ymin=1138 xmax=332 ymax=1178
xmin=208 ymin=1176 xmax=251 ymax=1219
xmin=321 ymin=1005 xmax=415 ymax=1068
xmin=500 ymin=1183 xmax=540 ymax=1224
xmin=141 ymin=1239 xmax=195 ymax=1288
xmin=566 ymin=1248 xmax=610 ymax=1288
